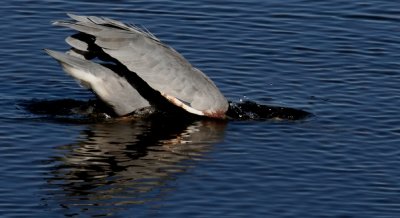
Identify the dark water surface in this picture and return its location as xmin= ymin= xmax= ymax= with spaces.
xmin=1 ymin=0 xmax=400 ymax=217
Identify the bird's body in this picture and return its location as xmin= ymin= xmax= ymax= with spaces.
xmin=46 ymin=14 xmax=228 ymax=119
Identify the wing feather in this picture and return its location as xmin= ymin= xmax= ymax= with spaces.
xmin=54 ymin=14 xmax=228 ymax=117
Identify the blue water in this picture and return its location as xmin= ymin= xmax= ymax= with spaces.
xmin=1 ymin=0 xmax=400 ymax=217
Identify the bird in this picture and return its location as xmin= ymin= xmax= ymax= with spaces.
xmin=45 ymin=13 xmax=229 ymax=119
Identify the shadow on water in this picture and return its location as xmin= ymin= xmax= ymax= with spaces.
xmin=20 ymin=98 xmax=311 ymax=122
xmin=43 ymin=115 xmax=227 ymax=216
xmin=227 ymin=101 xmax=311 ymax=121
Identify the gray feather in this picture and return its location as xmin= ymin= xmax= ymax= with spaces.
xmin=45 ymin=49 xmax=150 ymax=116
xmin=66 ymin=35 xmax=89 ymax=52
xmin=55 ymin=14 xmax=228 ymax=116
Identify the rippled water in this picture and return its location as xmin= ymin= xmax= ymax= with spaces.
xmin=1 ymin=0 xmax=400 ymax=217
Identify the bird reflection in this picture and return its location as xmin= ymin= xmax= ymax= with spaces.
xmin=45 ymin=118 xmax=226 ymax=216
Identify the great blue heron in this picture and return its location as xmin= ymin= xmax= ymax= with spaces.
xmin=45 ymin=14 xmax=229 ymax=119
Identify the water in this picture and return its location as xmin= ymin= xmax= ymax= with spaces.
xmin=1 ymin=0 xmax=400 ymax=217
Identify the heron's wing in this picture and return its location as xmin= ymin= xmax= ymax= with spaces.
xmin=54 ymin=14 xmax=228 ymax=118
xmin=45 ymin=49 xmax=150 ymax=116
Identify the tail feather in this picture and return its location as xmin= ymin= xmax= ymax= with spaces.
xmin=44 ymin=49 xmax=150 ymax=116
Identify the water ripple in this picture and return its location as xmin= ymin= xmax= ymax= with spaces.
xmin=1 ymin=0 xmax=400 ymax=217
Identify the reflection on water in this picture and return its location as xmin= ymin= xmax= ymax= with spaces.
xmin=21 ymin=98 xmax=307 ymax=216
xmin=45 ymin=118 xmax=226 ymax=216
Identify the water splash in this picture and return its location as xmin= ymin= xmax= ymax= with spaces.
xmin=227 ymin=101 xmax=311 ymax=121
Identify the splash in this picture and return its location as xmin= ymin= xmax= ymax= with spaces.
xmin=226 ymin=101 xmax=311 ymax=120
